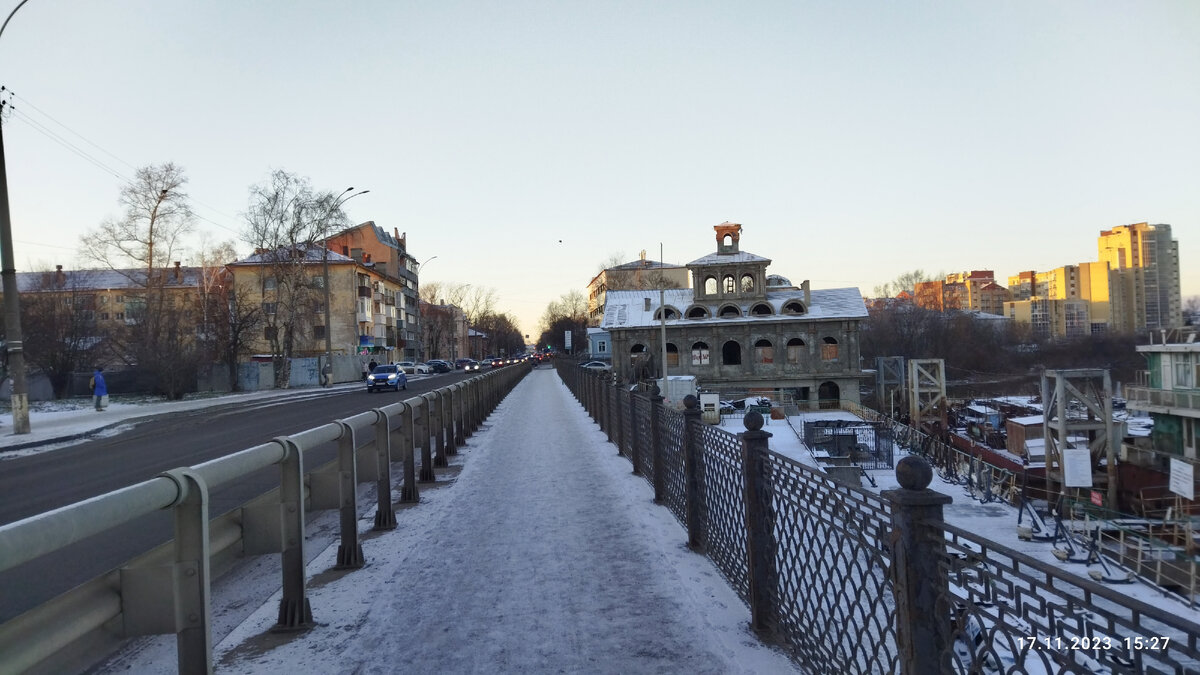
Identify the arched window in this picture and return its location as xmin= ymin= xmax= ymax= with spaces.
xmin=786 ymin=338 xmax=805 ymax=364
xmin=719 ymin=304 xmax=741 ymax=318
xmin=754 ymin=339 xmax=774 ymax=364
xmin=723 ymin=275 xmax=735 ymax=294
xmin=740 ymin=274 xmax=755 ymax=293
xmin=750 ymin=303 xmax=773 ymax=316
xmin=654 ymin=307 xmax=679 ymax=320
xmin=818 ymin=381 xmax=841 ymax=409
xmin=665 ymin=342 xmax=679 ymax=367
xmin=783 ymin=301 xmax=806 ymax=315
xmin=704 ymin=276 xmax=718 ymax=295
xmin=631 ymin=343 xmax=647 ymax=354
xmin=722 ymin=234 xmax=734 ymax=248
xmin=722 ymin=340 xmax=742 ymax=365
xmin=691 ymin=341 xmax=710 ymax=365
xmin=687 ymin=305 xmax=710 ymax=319
xmin=821 ymin=336 xmax=839 ymax=361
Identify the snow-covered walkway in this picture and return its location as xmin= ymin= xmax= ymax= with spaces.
xmin=142 ymin=367 xmax=797 ymax=674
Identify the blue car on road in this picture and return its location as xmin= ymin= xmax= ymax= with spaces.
xmin=366 ymin=364 xmax=408 ymax=392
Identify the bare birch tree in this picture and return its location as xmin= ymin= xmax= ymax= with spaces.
xmin=242 ymin=170 xmax=349 ymax=387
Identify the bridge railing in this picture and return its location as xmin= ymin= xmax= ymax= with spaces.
xmin=0 ymin=363 xmax=531 ymax=674
xmin=556 ymin=362 xmax=1200 ymax=673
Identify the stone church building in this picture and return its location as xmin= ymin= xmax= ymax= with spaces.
xmin=601 ymin=223 xmax=868 ymax=407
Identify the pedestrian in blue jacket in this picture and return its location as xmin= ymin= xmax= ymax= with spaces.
xmin=91 ymin=367 xmax=108 ymax=411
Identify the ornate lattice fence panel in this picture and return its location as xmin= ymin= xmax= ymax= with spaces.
xmin=767 ymin=453 xmax=898 ymax=672
xmin=935 ymin=521 xmax=1200 ymax=674
xmin=659 ymin=407 xmax=687 ymax=524
xmin=698 ymin=423 xmax=750 ymax=604
xmin=633 ymin=394 xmax=654 ymax=489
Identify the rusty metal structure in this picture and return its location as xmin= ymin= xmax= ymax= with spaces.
xmin=1042 ymin=369 xmax=1118 ymax=508
xmin=907 ymin=358 xmax=947 ymax=432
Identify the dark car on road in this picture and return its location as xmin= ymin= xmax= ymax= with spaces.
xmin=427 ymin=360 xmax=453 ymax=373
xmin=366 ymin=364 xmax=408 ymax=393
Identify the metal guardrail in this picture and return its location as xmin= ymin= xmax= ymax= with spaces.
xmin=1125 ymin=385 xmax=1200 ymax=413
xmin=0 ymin=363 xmax=532 ymax=674
xmin=558 ymin=364 xmax=1200 ymax=674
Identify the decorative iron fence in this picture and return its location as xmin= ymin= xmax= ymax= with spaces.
xmin=556 ymin=363 xmax=1200 ymax=674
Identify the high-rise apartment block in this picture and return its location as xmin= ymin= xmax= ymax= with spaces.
xmin=1098 ymin=223 xmax=1182 ymax=332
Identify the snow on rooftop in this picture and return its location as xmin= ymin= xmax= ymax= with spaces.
xmin=686 ymin=250 xmax=772 ymax=266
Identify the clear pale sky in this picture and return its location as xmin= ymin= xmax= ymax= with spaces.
xmin=2 ymin=0 xmax=1197 ymax=338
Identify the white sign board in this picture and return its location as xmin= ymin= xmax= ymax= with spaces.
xmin=1170 ymin=458 xmax=1195 ymax=501
xmin=1061 ymin=447 xmax=1093 ymax=488
xmin=564 ymin=330 xmax=572 ymax=350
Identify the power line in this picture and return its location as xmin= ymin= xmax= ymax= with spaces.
xmin=5 ymin=87 xmax=245 ymax=239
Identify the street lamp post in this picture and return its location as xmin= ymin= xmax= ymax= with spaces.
xmin=415 ymin=255 xmax=436 ymax=361
xmin=321 ymin=187 xmax=368 ymax=387
xmin=0 ymin=1 xmax=35 ymax=433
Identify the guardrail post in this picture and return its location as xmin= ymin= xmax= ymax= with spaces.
xmin=453 ymin=383 xmax=466 ymax=446
xmin=170 ymin=469 xmax=213 ymax=675
xmin=682 ymin=395 xmax=704 ymax=551
xmin=741 ymin=411 xmax=778 ymax=639
xmin=630 ymin=391 xmax=642 ymax=475
xmin=274 ymin=437 xmax=313 ymax=630
xmin=417 ymin=396 xmax=435 ymax=482
xmin=444 ymin=386 xmax=458 ymax=455
xmin=372 ymin=408 xmax=397 ymax=529
xmin=399 ymin=400 xmax=419 ymax=502
xmin=651 ymin=385 xmax=665 ymax=503
xmin=433 ymin=391 xmax=449 ymax=468
xmin=882 ymin=456 xmax=952 ymax=675
xmin=334 ymin=421 xmax=365 ymax=569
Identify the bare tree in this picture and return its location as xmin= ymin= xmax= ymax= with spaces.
xmin=19 ymin=269 xmax=102 ymax=398
xmin=80 ymin=162 xmax=194 ymax=281
xmin=872 ymin=269 xmax=938 ymax=299
xmin=79 ymin=163 xmax=200 ymax=398
xmin=242 ymin=170 xmax=349 ymax=387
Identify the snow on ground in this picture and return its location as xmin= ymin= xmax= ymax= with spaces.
xmin=87 ymin=369 xmax=799 ymax=674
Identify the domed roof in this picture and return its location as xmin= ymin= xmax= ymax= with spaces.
xmin=766 ymin=274 xmax=793 ymax=288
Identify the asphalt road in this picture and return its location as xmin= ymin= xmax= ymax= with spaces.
xmin=0 ymin=371 xmax=477 ymax=623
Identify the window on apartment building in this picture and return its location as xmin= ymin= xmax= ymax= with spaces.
xmin=723 ymin=275 xmax=736 ymax=294
xmin=99 ymin=312 xmax=109 ymax=320
xmin=704 ymin=276 xmax=717 ymax=295
xmin=264 ymin=326 xmax=278 ymax=341
xmin=1175 ymin=356 xmax=1194 ymax=389
xmin=787 ymin=338 xmax=805 ymax=364
xmin=666 ymin=343 xmax=679 ymax=367
xmin=821 ymin=337 xmax=839 ymax=361
xmin=598 ymin=341 xmax=607 ymax=353
xmin=691 ymin=342 xmax=710 ymax=365
xmin=311 ymin=276 xmax=325 ymax=288
xmin=115 ymin=295 xmax=124 ymax=303
xmin=115 ymin=312 xmax=124 ymax=320
xmin=100 ymin=296 xmax=108 ymax=304
xmin=262 ymin=302 xmax=277 ymax=315
xmin=722 ymin=340 xmax=742 ymax=365
xmin=754 ymin=339 xmax=773 ymax=364
xmin=263 ymin=277 xmax=277 ymax=292
xmin=314 ymin=325 xmax=326 ymax=339
xmin=740 ymin=274 xmax=755 ymax=293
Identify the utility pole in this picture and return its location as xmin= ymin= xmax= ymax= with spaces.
xmin=1 ymin=2 xmax=50 ymax=433
xmin=0 ymin=90 xmax=29 ymax=432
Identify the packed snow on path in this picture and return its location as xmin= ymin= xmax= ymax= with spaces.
xmin=108 ymin=368 xmax=799 ymax=674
